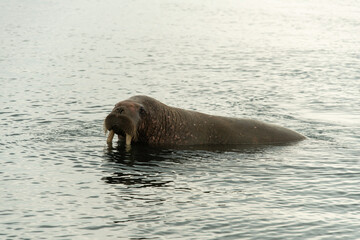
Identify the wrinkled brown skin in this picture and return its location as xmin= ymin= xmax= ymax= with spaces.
xmin=104 ymin=95 xmax=305 ymax=146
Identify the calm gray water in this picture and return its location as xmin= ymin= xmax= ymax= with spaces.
xmin=1 ymin=0 xmax=360 ymax=239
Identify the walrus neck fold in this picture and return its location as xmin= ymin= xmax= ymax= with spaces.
xmin=139 ymin=105 xmax=191 ymax=145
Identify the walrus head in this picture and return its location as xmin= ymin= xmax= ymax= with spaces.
xmin=104 ymin=100 xmax=147 ymax=145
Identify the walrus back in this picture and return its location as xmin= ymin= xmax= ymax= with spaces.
xmin=129 ymin=95 xmax=305 ymax=145
xmin=168 ymin=108 xmax=305 ymax=145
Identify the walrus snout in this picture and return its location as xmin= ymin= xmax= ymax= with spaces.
xmin=104 ymin=113 xmax=138 ymax=145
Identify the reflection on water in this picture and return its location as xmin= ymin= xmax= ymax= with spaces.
xmin=103 ymin=139 xmax=275 ymax=167
xmin=102 ymin=172 xmax=172 ymax=187
xmin=102 ymin=144 xmax=174 ymax=187
xmin=101 ymin=141 xmax=299 ymax=191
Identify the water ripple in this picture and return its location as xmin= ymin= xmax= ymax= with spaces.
xmin=1 ymin=0 xmax=360 ymax=239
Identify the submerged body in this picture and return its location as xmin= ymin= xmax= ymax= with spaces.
xmin=104 ymin=95 xmax=305 ymax=146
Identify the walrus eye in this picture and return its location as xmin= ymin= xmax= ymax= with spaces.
xmin=139 ymin=107 xmax=146 ymax=116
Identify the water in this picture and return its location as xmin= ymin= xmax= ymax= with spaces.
xmin=1 ymin=0 xmax=360 ymax=239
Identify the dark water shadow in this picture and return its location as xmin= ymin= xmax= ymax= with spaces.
xmin=101 ymin=171 xmax=172 ymax=188
xmin=101 ymin=143 xmax=177 ymax=188
xmin=103 ymin=142 xmax=178 ymax=166
xmin=102 ymin=140 xmax=290 ymax=165
xmin=101 ymin=140 xmax=300 ymax=188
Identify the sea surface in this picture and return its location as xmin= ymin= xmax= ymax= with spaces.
xmin=1 ymin=0 xmax=360 ymax=239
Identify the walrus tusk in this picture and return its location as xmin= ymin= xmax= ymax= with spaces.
xmin=107 ymin=130 xmax=115 ymax=144
xmin=125 ymin=134 xmax=132 ymax=145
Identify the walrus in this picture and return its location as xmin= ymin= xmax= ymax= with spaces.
xmin=104 ymin=95 xmax=305 ymax=146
